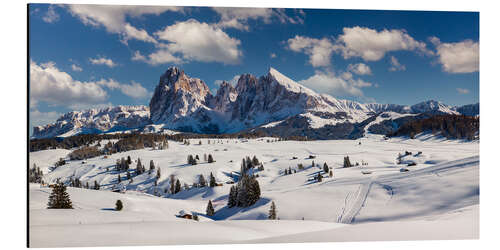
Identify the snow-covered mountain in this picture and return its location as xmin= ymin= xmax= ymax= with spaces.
xmin=32 ymin=105 xmax=150 ymax=139
xmin=32 ymin=66 xmax=474 ymax=139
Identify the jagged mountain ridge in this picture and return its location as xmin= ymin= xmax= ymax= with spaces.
xmin=32 ymin=105 xmax=150 ymax=139
xmin=32 ymin=67 xmax=475 ymax=139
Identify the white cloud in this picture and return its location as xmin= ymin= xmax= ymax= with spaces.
xmin=131 ymin=50 xmax=182 ymax=65
xmin=431 ymin=37 xmax=479 ymax=73
xmin=457 ymin=88 xmax=470 ymax=94
xmin=212 ymin=7 xmax=273 ymax=31
xmin=96 ymin=79 xmax=150 ymax=99
xmin=287 ymin=35 xmax=337 ymax=67
xmin=71 ymin=64 xmax=83 ymax=72
xmin=337 ymin=26 xmax=431 ymax=61
xmin=270 ymin=53 xmax=277 ymax=58
xmin=348 ymin=63 xmax=372 ymax=75
xmin=212 ymin=7 xmax=304 ymax=31
xmin=30 ymin=60 xmax=108 ymax=107
xmin=65 ymin=4 xmax=183 ymax=44
xmin=388 ymin=56 xmax=406 ymax=72
xmin=42 ymin=5 xmax=60 ymax=23
xmin=30 ymin=109 xmax=62 ymax=127
xmin=154 ymin=19 xmax=242 ymax=65
xmin=298 ymin=70 xmax=373 ymax=97
xmin=89 ymin=56 xmax=117 ymax=67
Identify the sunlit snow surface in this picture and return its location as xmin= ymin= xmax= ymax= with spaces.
xmin=29 ymin=134 xmax=479 ymax=247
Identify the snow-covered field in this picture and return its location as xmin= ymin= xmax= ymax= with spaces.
xmin=29 ymin=135 xmax=479 ymax=247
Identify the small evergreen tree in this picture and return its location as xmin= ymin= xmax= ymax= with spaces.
xmin=117 ymin=174 xmax=121 ymax=183
xmin=209 ymin=172 xmax=216 ymax=187
xmin=126 ymin=171 xmax=131 ymax=180
xmin=198 ymin=174 xmax=206 ymax=187
xmin=207 ymin=154 xmax=214 ymax=163
xmin=149 ymin=160 xmax=155 ymax=175
xmin=156 ymin=168 xmax=161 ymax=180
xmin=175 ymin=179 xmax=181 ymax=194
xmin=343 ymin=156 xmax=352 ymax=168
xmin=170 ymin=174 xmax=176 ymax=194
xmin=127 ymin=156 xmax=132 ymax=165
xmin=323 ymin=163 xmax=329 ymax=173
xmin=193 ymin=214 xmax=199 ymax=221
xmin=252 ymin=156 xmax=259 ymax=166
xmin=317 ymin=173 xmax=322 ymax=182
xmin=268 ymin=201 xmax=277 ymax=220
xmin=94 ymin=180 xmax=100 ymax=190
xmin=115 ymin=200 xmax=123 ymax=211
xmin=47 ymin=183 xmax=73 ymax=209
xmin=206 ymin=200 xmax=215 ymax=216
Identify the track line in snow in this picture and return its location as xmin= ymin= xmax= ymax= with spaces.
xmin=339 ymin=179 xmax=374 ymax=224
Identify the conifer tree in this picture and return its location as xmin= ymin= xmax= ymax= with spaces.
xmin=47 ymin=183 xmax=73 ymax=209
xmin=115 ymin=200 xmax=123 ymax=211
xmin=198 ymin=174 xmax=206 ymax=187
xmin=209 ymin=172 xmax=216 ymax=187
xmin=127 ymin=156 xmax=132 ymax=165
xmin=252 ymin=156 xmax=259 ymax=166
xmin=175 ymin=179 xmax=181 ymax=194
xmin=206 ymin=200 xmax=215 ymax=216
xmin=323 ymin=163 xmax=329 ymax=173
xmin=94 ymin=180 xmax=100 ymax=190
xmin=317 ymin=172 xmax=322 ymax=182
xmin=156 ymin=168 xmax=161 ymax=180
xmin=118 ymin=174 xmax=121 ymax=183
xmin=268 ymin=201 xmax=277 ymax=220
xmin=170 ymin=174 xmax=176 ymax=194
xmin=126 ymin=171 xmax=131 ymax=180
xmin=149 ymin=160 xmax=155 ymax=175
xmin=207 ymin=154 xmax=214 ymax=163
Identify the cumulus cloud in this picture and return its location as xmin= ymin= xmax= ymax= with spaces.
xmin=65 ymin=4 xmax=183 ymax=44
xmin=30 ymin=60 xmax=108 ymax=107
xmin=287 ymin=35 xmax=337 ymax=67
xmin=42 ymin=5 xmax=60 ymax=23
xmin=298 ymin=70 xmax=373 ymax=97
xmin=337 ymin=26 xmax=431 ymax=61
xmin=131 ymin=50 xmax=182 ymax=65
xmin=430 ymin=37 xmax=479 ymax=73
xmin=96 ymin=79 xmax=150 ymax=99
xmin=348 ymin=63 xmax=372 ymax=75
xmin=71 ymin=64 xmax=83 ymax=72
xmin=456 ymin=88 xmax=470 ymax=94
xmin=153 ymin=19 xmax=242 ymax=65
xmin=270 ymin=53 xmax=277 ymax=58
xmin=30 ymin=60 xmax=150 ymax=109
xmin=212 ymin=7 xmax=304 ymax=31
xmin=89 ymin=56 xmax=117 ymax=67
xmin=388 ymin=56 xmax=406 ymax=72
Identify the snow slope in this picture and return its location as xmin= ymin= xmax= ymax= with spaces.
xmin=29 ymin=136 xmax=479 ymax=246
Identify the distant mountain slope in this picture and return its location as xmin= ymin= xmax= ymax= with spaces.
xmin=32 ymin=66 xmax=476 ymax=139
xmin=32 ymin=106 xmax=150 ymax=139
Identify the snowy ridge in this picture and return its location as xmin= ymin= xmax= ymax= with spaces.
xmin=33 ymin=67 xmax=473 ymax=138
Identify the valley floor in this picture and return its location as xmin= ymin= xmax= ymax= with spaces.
xmin=28 ymin=134 xmax=479 ymax=247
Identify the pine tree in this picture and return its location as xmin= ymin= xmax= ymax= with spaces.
xmin=117 ymin=174 xmax=121 ymax=183
xmin=207 ymin=154 xmax=214 ymax=163
xmin=317 ymin=172 xmax=322 ymax=182
xmin=126 ymin=171 xmax=131 ymax=180
xmin=156 ymin=168 xmax=161 ymax=180
xmin=94 ymin=180 xmax=100 ymax=190
xmin=127 ymin=156 xmax=132 ymax=165
xmin=170 ymin=174 xmax=176 ymax=194
xmin=323 ymin=163 xmax=329 ymax=173
xmin=252 ymin=155 xmax=259 ymax=166
xmin=198 ymin=174 xmax=206 ymax=187
xmin=47 ymin=183 xmax=73 ymax=209
xmin=193 ymin=214 xmax=199 ymax=221
xmin=136 ymin=158 xmax=143 ymax=175
xmin=228 ymin=185 xmax=237 ymax=208
xmin=268 ymin=201 xmax=277 ymax=220
xmin=175 ymin=179 xmax=181 ymax=194
xmin=115 ymin=200 xmax=123 ymax=211
xmin=206 ymin=200 xmax=215 ymax=216
xmin=343 ymin=156 xmax=352 ymax=168
xmin=209 ymin=172 xmax=216 ymax=187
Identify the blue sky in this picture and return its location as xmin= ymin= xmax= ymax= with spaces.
xmin=29 ymin=4 xmax=479 ymax=132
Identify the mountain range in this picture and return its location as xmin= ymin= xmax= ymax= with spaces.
xmin=32 ymin=67 xmax=479 ymax=139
